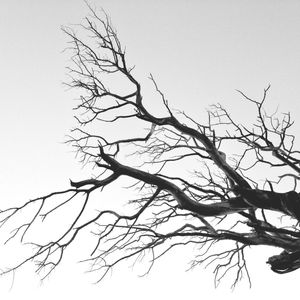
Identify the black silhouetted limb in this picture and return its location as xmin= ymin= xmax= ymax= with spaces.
xmin=1 ymin=5 xmax=300 ymax=288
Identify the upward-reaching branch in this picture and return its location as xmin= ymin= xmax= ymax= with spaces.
xmin=1 ymin=7 xmax=300 ymax=288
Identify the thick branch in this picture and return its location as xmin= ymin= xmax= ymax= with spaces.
xmin=99 ymin=148 xmax=300 ymax=220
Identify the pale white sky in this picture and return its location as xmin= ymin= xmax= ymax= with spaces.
xmin=1 ymin=0 xmax=300 ymax=299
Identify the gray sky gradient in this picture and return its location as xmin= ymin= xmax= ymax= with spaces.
xmin=1 ymin=0 xmax=300 ymax=298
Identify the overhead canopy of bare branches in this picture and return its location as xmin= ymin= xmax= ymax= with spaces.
xmin=1 ymin=7 xmax=300 ymax=288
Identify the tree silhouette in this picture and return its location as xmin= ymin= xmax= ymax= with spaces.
xmin=1 ymin=8 xmax=300 ymax=288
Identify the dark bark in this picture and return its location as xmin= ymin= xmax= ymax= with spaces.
xmin=1 ymin=6 xmax=300 ymax=288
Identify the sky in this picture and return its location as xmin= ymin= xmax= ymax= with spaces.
xmin=1 ymin=0 xmax=300 ymax=299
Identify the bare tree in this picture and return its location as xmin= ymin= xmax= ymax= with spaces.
xmin=1 ymin=8 xmax=300 ymax=288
